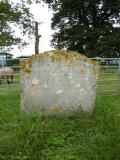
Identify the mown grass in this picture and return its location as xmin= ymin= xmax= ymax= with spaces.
xmin=0 ymin=90 xmax=120 ymax=160
xmin=0 ymin=67 xmax=120 ymax=160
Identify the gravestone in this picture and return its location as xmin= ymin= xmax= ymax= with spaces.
xmin=20 ymin=50 xmax=100 ymax=116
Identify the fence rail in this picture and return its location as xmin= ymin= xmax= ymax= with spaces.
xmin=91 ymin=58 xmax=120 ymax=93
xmin=0 ymin=57 xmax=120 ymax=94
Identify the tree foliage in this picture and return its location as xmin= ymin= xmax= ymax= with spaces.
xmin=42 ymin=0 xmax=120 ymax=57
xmin=0 ymin=0 xmax=34 ymax=51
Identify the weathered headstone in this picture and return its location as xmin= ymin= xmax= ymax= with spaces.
xmin=20 ymin=50 xmax=100 ymax=116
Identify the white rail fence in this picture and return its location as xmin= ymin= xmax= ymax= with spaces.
xmin=0 ymin=57 xmax=120 ymax=94
xmin=0 ymin=58 xmax=21 ymax=94
xmin=92 ymin=58 xmax=120 ymax=94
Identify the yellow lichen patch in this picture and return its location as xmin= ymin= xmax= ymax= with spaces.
xmin=92 ymin=66 xmax=100 ymax=76
xmin=32 ymin=51 xmax=51 ymax=60
xmin=80 ymin=68 xmax=84 ymax=74
xmin=89 ymin=59 xmax=101 ymax=65
xmin=29 ymin=50 xmax=100 ymax=65
xmin=21 ymin=59 xmax=32 ymax=74
xmin=31 ymin=83 xmax=38 ymax=88
xmin=29 ymin=50 xmax=101 ymax=73
xmin=52 ymin=50 xmax=88 ymax=61
xmin=30 ymin=50 xmax=90 ymax=62
xmin=31 ymin=79 xmax=39 ymax=88
xmin=20 ymin=89 xmax=25 ymax=97
xmin=64 ymin=63 xmax=77 ymax=67
xmin=51 ymin=56 xmax=62 ymax=62
xmin=23 ymin=68 xmax=31 ymax=74
xmin=52 ymin=106 xmax=64 ymax=113
xmin=21 ymin=59 xmax=32 ymax=66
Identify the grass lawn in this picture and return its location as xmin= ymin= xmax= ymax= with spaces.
xmin=0 ymin=68 xmax=120 ymax=160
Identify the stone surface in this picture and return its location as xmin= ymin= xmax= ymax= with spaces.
xmin=20 ymin=50 xmax=100 ymax=116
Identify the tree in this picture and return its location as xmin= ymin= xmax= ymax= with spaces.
xmin=42 ymin=0 xmax=120 ymax=57
xmin=0 ymin=0 xmax=34 ymax=51
xmin=35 ymin=21 xmax=41 ymax=54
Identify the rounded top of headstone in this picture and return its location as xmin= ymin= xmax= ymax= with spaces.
xmin=32 ymin=50 xmax=100 ymax=65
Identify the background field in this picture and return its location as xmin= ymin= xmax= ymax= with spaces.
xmin=0 ymin=68 xmax=120 ymax=160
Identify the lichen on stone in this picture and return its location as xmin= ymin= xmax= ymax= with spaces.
xmin=20 ymin=89 xmax=25 ymax=97
xmin=30 ymin=50 xmax=100 ymax=70
xmin=21 ymin=59 xmax=32 ymax=74
xmin=52 ymin=106 xmax=64 ymax=113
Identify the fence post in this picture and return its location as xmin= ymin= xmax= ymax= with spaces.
xmin=106 ymin=61 xmax=109 ymax=70
xmin=118 ymin=59 xmax=120 ymax=80
xmin=2 ymin=58 xmax=4 ymax=68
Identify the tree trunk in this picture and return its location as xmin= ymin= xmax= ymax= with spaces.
xmin=35 ymin=22 xmax=40 ymax=55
